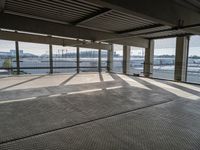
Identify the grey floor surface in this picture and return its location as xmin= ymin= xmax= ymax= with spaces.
xmin=0 ymin=73 xmax=200 ymax=150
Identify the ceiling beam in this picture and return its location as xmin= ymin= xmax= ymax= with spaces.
xmin=148 ymin=33 xmax=192 ymax=40
xmin=84 ymin=0 xmax=200 ymax=30
xmin=0 ymin=13 xmax=149 ymax=48
xmin=97 ymin=23 xmax=200 ymax=42
xmin=72 ymin=8 xmax=112 ymax=25
xmin=117 ymin=24 xmax=164 ymax=34
xmin=4 ymin=10 xmax=113 ymax=33
xmin=0 ymin=30 xmax=112 ymax=50
xmin=108 ymin=37 xmax=149 ymax=48
xmin=0 ymin=0 xmax=6 ymax=12
xmin=0 ymin=13 xmax=121 ymax=41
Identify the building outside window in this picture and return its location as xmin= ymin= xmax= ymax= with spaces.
xmin=101 ymin=49 xmax=108 ymax=72
xmin=129 ymin=46 xmax=145 ymax=75
xmin=0 ymin=40 xmax=16 ymax=75
xmin=187 ymin=36 xmax=200 ymax=84
xmin=19 ymin=42 xmax=49 ymax=74
xmin=153 ymin=38 xmax=176 ymax=80
xmin=53 ymin=45 xmax=77 ymax=73
xmin=113 ymin=44 xmax=123 ymax=73
xmin=80 ymin=48 xmax=98 ymax=72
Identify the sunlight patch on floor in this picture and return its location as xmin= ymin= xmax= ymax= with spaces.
xmin=67 ymin=88 xmax=102 ymax=95
xmin=102 ymin=73 xmax=114 ymax=82
xmin=168 ymin=81 xmax=200 ymax=93
xmin=0 ymin=76 xmax=38 ymax=90
xmin=140 ymin=78 xmax=199 ymax=100
xmin=117 ymin=74 xmax=151 ymax=90
xmin=65 ymin=73 xmax=100 ymax=85
xmin=0 ymin=97 xmax=36 ymax=104
xmin=4 ymin=74 xmax=72 ymax=91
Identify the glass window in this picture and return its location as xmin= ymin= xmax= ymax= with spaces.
xmin=53 ymin=45 xmax=77 ymax=73
xmin=187 ymin=36 xmax=200 ymax=84
xmin=113 ymin=44 xmax=123 ymax=73
xmin=0 ymin=39 xmax=16 ymax=75
xmin=153 ymin=38 xmax=176 ymax=80
xmin=101 ymin=50 xmax=108 ymax=72
xmin=80 ymin=48 xmax=98 ymax=72
xmin=19 ymin=42 xmax=49 ymax=74
xmin=129 ymin=47 xmax=145 ymax=75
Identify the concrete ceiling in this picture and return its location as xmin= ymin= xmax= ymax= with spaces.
xmin=0 ymin=0 xmax=200 ymax=48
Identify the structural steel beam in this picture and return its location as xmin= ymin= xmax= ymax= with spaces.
xmin=117 ymin=24 xmax=164 ymax=35
xmin=73 ymin=9 xmax=112 ymax=25
xmin=99 ymin=24 xmax=200 ymax=42
xmin=49 ymin=44 xmax=53 ymax=74
xmin=98 ymin=49 xmax=102 ymax=72
xmin=77 ymin=46 xmax=80 ymax=73
xmin=85 ymin=0 xmax=200 ymax=31
xmin=15 ymin=41 xmax=20 ymax=75
xmin=108 ymin=37 xmax=149 ymax=48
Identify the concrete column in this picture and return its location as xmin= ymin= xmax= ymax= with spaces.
xmin=144 ymin=40 xmax=154 ymax=77
xmin=98 ymin=49 xmax=101 ymax=72
xmin=49 ymin=44 xmax=53 ymax=74
xmin=174 ymin=36 xmax=189 ymax=82
xmin=107 ymin=45 xmax=113 ymax=72
xmin=76 ymin=46 xmax=80 ymax=73
xmin=123 ymin=45 xmax=131 ymax=74
xmin=15 ymin=41 xmax=20 ymax=75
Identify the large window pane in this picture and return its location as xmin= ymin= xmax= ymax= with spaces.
xmin=53 ymin=46 xmax=76 ymax=73
xmin=153 ymin=38 xmax=176 ymax=80
xmin=80 ymin=48 xmax=98 ymax=72
xmin=19 ymin=42 xmax=49 ymax=74
xmin=113 ymin=44 xmax=123 ymax=73
xmin=101 ymin=50 xmax=108 ymax=72
xmin=129 ymin=46 xmax=145 ymax=75
xmin=0 ymin=39 xmax=16 ymax=75
xmin=187 ymin=36 xmax=200 ymax=84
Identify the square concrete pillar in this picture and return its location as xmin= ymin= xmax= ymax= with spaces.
xmin=123 ymin=45 xmax=131 ymax=74
xmin=174 ymin=36 xmax=189 ymax=82
xmin=144 ymin=40 xmax=154 ymax=77
xmin=107 ymin=45 xmax=113 ymax=72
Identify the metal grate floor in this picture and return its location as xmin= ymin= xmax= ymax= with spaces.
xmin=0 ymin=74 xmax=200 ymax=150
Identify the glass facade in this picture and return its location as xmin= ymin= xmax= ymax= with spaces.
xmin=153 ymin=38 xmax=176 ymax=80
xmin=53 ymin=45 xmax=77 ymax=73
xmin=80 ymin=48 xmax=98 ymax=72
xmin=129 ymin=47 xmax=145 ymax=75
xmin=187 ymin=36 xmax=200 ymax=84
xmin=19 ymin=42 xmax=49 ymax=74
xmin=0 ymin=36 xmax=199 ymax=85
xmin=101 ymin=50 xmax=108 ymax=72
xmin=0 ymin=40 xmax=16 ymax=75
xmin=113 ymin=44 xmax=123 ymax=73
